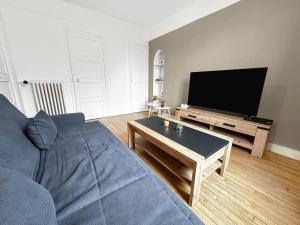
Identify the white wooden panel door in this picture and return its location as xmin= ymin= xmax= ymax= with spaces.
xmin=129 ymin=43 xmax=148 ymax=112
xmin=67 ymin=30 xmax=107 ymax=119
xmin=71 ymin=60 xmax=105 ymax=82
xmin=73 ymin=83 xmax=105 ymax=119
xmin=0 ymin=44 xmax=13 ymax=102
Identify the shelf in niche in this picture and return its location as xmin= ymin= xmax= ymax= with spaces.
xmin=153 ymin=49 xmax=164 ymax=97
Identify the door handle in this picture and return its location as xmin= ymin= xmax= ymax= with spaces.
xmin=188 ymin=114 xmax=197 ymax=118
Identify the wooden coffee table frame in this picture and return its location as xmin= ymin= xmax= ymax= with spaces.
xmin=127 ymin=116 xmax=233 ymax=206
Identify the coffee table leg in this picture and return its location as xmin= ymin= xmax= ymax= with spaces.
xmin=189 ymin=159 xmax=204 ymax=206
xmin=148 ymin=106 xmax=151 ymax=117
xmin=127 ymin=124 xmax=135 ymax=150
xmin=220 ymin=142 xmax=232 ymax=176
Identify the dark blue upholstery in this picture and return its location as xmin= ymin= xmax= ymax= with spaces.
xmin=26 ymin=110 xmax=58 ymax=150
xmin=0 ymin=94 xmax=40 ymax=179
xmin=40 ymin=121 xmax=203 ymax=225
xmin=0 ymin=94 xmax=203 ymax=225
xmin=0 ymin=168 xmax=57 ymax=225
xmin=51 ymin=113 xmax=85 ymax=129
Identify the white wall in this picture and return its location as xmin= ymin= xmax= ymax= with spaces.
xmin=0 ymin=0 xmax=148 ymax=117
xmin=149 ymin=0 xmax=240 ymax=40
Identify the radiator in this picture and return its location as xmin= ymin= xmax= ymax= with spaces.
xmin=32 ymin=81 xmax=66 ymax=115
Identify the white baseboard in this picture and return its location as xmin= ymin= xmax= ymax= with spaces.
xmin=268 ymin=143 xmax=300 ymax=161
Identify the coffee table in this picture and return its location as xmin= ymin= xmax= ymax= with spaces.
xmin=127 ymin=116 xmax=233 ymax=206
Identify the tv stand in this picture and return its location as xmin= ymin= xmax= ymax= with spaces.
xmin=176 ymin=107 xmax=272 ymax=158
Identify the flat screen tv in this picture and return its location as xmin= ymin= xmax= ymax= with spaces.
xmin=187 ymin=68 xmax=268 ymax=117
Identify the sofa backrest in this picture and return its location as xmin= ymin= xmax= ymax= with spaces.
xmin=0 ymin=94 xmax=40 ymax=180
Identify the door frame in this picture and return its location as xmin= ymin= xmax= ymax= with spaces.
xmin=128 ymin=41 xmax=149 ymax=113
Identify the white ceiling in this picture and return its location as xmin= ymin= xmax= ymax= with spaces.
xmin=62 ymin=0 xmax=198 ymax=27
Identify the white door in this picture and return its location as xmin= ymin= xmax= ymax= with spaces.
xmin=67 ymin=30 xmax=107 ymax=120
xmin=129 ymin=43 xmax=148 ymax=112
xmin=0 ymin=43 xmax=13 ymax=102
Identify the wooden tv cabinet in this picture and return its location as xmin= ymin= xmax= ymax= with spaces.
xmin=176 ymin=107 xmax=272 ymax=158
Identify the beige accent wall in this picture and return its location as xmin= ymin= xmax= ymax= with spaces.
xmin=149 ymin=0 xmax=300 ymax=150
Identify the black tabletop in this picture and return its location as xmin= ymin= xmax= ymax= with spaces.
xmin=135 ymin=117 xmax=229 ymax=159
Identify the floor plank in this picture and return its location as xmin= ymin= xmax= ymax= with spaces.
xmin=99 ymin=112 xmax=300 ymax=225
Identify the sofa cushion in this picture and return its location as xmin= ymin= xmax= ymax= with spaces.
xmin=26 ymin=110 xmax=58 ymax=150
xmin=0 ymin=168 xmax=57 ymax=225
xmin=0 ymin=94 xmax=40 ymax=179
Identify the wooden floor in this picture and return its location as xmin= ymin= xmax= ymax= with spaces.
xmin=99 ymin=112 xmax=300 ymax=225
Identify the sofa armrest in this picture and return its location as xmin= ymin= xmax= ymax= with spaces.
xmin=0 ymin=168 xmax=57 ymax=225
xmin=51 ymin=113 xmax=85 ymax=128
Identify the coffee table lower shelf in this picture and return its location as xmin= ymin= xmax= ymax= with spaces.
xmin=135 ymin=137 xmax=223 ymax=188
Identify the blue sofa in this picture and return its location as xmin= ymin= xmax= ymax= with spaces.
xmin=0 ymin=94 xmax=203 ymax=225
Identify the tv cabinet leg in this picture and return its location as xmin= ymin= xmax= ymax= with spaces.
xmin=252 ymin=129 xmax=269 ymax=158
xmin=175 ymin=111 xmax=181 ymax=121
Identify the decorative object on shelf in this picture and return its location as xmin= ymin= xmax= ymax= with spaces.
xmin=176 ymin=124 xmax=183 ymax=133
xmin=160 ymin=100 xmax=165 ymax=107
xmin=180 ymin=104 xmax=189 ymax=109
xmin=164 ymin=120 xmax=170 ymax=128
xmin=152 ymin=95 xmax=162 ymax=104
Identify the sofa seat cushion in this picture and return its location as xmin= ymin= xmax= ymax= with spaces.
xmin=0 ymin=94 xmax=40 ymax=180
xmin=38 ymin=121 xmax=203 ymax=225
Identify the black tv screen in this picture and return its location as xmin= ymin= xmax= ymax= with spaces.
xmin=188 ymin=68 xmax=267 ymax=117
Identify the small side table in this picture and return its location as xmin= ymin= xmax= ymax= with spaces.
xmin=156 ymin=106 xmax=171 ymax=117
xmin=147 ymin=102 xmax=159 ymax=117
